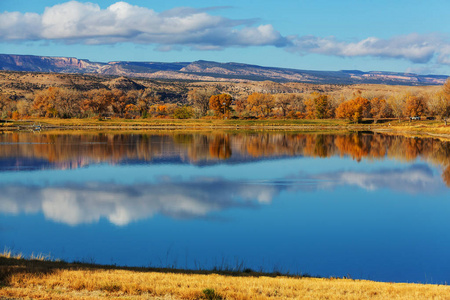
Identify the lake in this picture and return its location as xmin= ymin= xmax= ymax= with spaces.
xmin=1 ymin=130 xmax=449 ymax=284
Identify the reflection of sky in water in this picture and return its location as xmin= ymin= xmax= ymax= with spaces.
xmin=0 ymin=162 xmax=445 ymax=226
xmin=1 ymin=147 xmax=450 ymax=284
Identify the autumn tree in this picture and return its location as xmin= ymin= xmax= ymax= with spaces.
xmin=82 ymin=89 xmax=114 ymax=117
xmin=130 ymin=89 xmax=160 ymax=118
xmin=209 ymin=94 xmax=232 ymax=117
xmin=33 ymin=87 xmax=81 ymax=118
xmin=0 ymin=93 xmax=12 ymax=118
xmin=246 ymin=93 xmax=275 ymax=118
xmin=33 ymin=87 xmax=59 ymax=117
xmin=335 ymin=97 xmax=370 ymax=123
xmin=428 ymin=91 xmax=450 ymax=125
xmin=304 ymin=93 xmax=332 ymax=119
xmin=276 ymin=94 xmax=303 ymax=118
xmin=440 ymin=78 xmax=450 ymax=125
xmin=234 ymin=98 xmax=247 ymax=117
xmin=111 ymin=89 xmax=133 ymax=117
xmin=188 ymin=88 xmax=217 ymax=117
xmin=288 ymin=94 xmax=306 ymax=118
xmin=444 ymin=78 xmax=450 ymax=99
xmin=124 ymin=103 xmax=139 ymax=119
xmin=370 ymin=97 xmax=392 ymax=123
xmin=404 ymin=94 xmax=427 ymax=118
xmin=16 ymin=99 xmax=32 ymax=117
xmin=315 ymin=95 xmax=330 ymax=119
xmin=387 ymin=93 xmax=406 ymax=122
xmin=173 ymin=106 xmax=194 ymax=119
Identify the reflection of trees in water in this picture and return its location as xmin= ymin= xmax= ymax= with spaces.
xmin=209 ymin=134 xmax=231 ymax=160
xmin=1 ymin=131 xmax=450 ymax=186
xmin=443 ymin=166 xmax=450 ymax=187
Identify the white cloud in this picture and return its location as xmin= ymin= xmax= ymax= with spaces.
xmin=310 ymin=165 xmax=441 ymax=194
xmin=0 ymin=178 xmax=277 ymax=226
xmin=0 ymin=1 xmax=287 ymax=48
xmin=0 ymin=1 xmax=449 ymax=66
xmin=288 ymin=33 xmax=449 ymax=64
xmin=0 ymin=11 xmax=42 ymax=40
xmin=0 ymin=164 xmax=443 ymax=226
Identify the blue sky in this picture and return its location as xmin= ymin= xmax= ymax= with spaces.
xmin=1 ymin=0 xmax=449 ymax=75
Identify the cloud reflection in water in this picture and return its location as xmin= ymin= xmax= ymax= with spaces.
xmin=0 ymin=164 xmax=444 ymax=226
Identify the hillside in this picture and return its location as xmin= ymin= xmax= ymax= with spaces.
xmin=2 ymin=70 xmax=440 ymax=104
xmin=1 ymin=54 xmax=447 ymax=85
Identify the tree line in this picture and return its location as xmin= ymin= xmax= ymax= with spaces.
xmin=1 ymin=79 xmax=450 ymax=123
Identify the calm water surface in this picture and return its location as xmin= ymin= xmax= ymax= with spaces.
xmin=1 ymin=131 xmax=450 ymax=283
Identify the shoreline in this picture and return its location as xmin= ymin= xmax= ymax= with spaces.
xmin=2 ymin=118 xmax=450 ymax=141
xmin=1 ymin=255 xmax=449 ymax=299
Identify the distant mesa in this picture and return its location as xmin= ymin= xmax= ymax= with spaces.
xmin=0 ymin=54 xmax=448 ymax=85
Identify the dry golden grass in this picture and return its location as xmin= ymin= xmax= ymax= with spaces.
xmin=1 ymin=255 xmax=449 ymax=300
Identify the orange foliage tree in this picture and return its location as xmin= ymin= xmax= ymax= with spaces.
xmin=246 ymin=93 xmax=275 ymax=118
xmin=370 ymin=97 xmax=392 ymax=123
xmin=209 ymin=94 xmax=232 ymax=117
xmin=33 ymin=87 xmax=81 ymax=118
xmin=111 ymin=90 xmax=133 ymax=117
xmin=82 ymin=89 xmax=114 ymax=117
xmin=336 ymin=97 xmax=371 ymax=123
xmin=404 ymin=94 xmax=427 ymax=118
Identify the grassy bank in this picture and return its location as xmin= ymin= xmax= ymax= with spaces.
xmin=2 ymin=117 xmax=349 ymax=129
xmin=3 ymin=117 xmax=450 ymax=142
xmin=1 ymin=254 xmax=449 ymax=300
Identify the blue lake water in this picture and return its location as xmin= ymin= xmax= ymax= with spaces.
xmin=1 ymin=131 xmax=449 ymax=284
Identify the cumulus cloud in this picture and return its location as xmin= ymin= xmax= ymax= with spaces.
xmin=0 ymin=1 xmax=287 ymax=48
xmin=288 ymin=33 xmax=449 ymax=64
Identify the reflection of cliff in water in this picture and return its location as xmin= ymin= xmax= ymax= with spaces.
xmin=1 ymin=131 xmax=449 ymax=184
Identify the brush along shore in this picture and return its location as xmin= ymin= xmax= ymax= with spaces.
xmin=1 ymin=254 xmax=449 ymax=300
